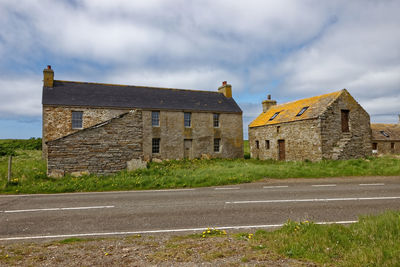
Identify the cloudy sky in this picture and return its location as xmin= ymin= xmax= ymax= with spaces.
xmin=0 ymin=0 xmax=399 ymax=139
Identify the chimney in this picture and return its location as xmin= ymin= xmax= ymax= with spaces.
xmin=218 ymin=81 xmax=232 ymax=98
xmin=262 ymin=94 xmax=277 ymax=112
xmin=43 ymin=65 xmax=54 ymax=88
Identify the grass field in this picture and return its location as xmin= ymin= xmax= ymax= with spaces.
xmin=1 ymin=211 xmax=399 ymax=266
xmin=1 ymin=148 xmax=400 ymax=194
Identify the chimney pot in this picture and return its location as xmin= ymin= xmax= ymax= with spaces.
xmin=47 ymin=65 xmax=51 ymax=70
xmin=222 ymin=81 xmax=227 ymax=86
xmin=267 ymin=94 xmax=271 ymax=100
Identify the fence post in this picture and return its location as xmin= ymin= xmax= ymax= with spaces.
xmin=8 ymin=155 xmax=12 ymax=183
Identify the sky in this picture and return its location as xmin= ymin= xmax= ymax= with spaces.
xmin=0 ymin=0 xmax=399 ymax=139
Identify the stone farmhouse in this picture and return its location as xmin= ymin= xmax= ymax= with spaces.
xmin=42 ymin=66 xmax=243 ymax=177
xmin=371 ymin=117 xmax=400 ymax=154
xmin=248 ymin=89 xmax=371 ymax=161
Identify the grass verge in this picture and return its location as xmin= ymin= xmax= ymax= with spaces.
xmin=1 ymin=211 xmax=399 ymax=266
xmin=1 ymin=149 xmax=400 ymax=194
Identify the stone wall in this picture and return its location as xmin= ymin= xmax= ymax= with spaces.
xmin=249 ymin=119 xmax=322 ymax=161
xmin=46 ymin=110 xmax=143 ymax=177
xmin=142 ymin=110 xmax=243 ymax=160
xmin=320 ymin=91 xmax=371 ymax=159
xmin=42 ymin=105 xmax=127 ymax=158
xmin=373 ymin=141 xmax=400 ymax=154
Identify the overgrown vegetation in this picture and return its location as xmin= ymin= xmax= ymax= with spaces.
xmin=1 ymin=211 xmax=399 ymax=266
xmin=0 ymin=138 xmax=41 ymax=156
xmin=1 ymin=146 xmax=400 ymax=194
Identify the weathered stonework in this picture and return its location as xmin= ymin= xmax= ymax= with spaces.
xmin=371 ymin=122 xmax=400 ymax=155
xmin=249 ymin=90 xmax=371 ymax=161
xmin=46 ymin=110 xmax=143 ymax=177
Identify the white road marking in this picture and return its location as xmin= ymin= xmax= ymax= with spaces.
xmin=0 ymin=189 xmax=196 ymax=198
xmin=311 ymin=184 xmax=337 ymax=187
xmin=359 ymin=183 xmax=385 ymax=186
xmin=0 ymin=220 xmax=358 ymax=241
xmin=263 ymin=186 xmax=289 ymax=189
xmin=0 ymin=206 xmax=114 ymax=213
xmin=214 ymin=187 xmax=240 ymax=190
xmin=225 ymin=196 xmax=400 ymax=204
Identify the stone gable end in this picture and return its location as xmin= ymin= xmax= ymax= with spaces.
xmin=46 ymin=110 xmax=144 ymax=177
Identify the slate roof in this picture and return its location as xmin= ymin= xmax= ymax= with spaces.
xmin=42 ymin=80 xmax=242 ymax=113
xmin=249 ymin=90 xmax=344 ymax=127
xmin=371 ymin=123 xmax=400 ymax=141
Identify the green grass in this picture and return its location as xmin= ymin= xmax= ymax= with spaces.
xmin=1 ymin=149 xmax=400 ymax=194
xmin=245 ymin=210 xmax=400 ymax=266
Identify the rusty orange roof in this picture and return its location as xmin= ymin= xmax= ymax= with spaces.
xmin=249 ymin=90 xmax=344 ymax=127
xmin=371 ymin=123 xmax=400 ymax=141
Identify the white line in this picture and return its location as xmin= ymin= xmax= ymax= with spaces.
xmin=0 ymin=206 xmax=114 ymax=213
xmin=225 ymin=196 xmax=400 ymax=204
xmin=359 ymin=183 xmax=385 ymax=186
xmin=0 ymin=220 xmax=358 ymax=241
xmin=214 ymin=187 xmax=240 ymax=190
xmin=263 ymin=186 xmax=289 ymax=189
xmin=311 ymin=184 xmax=337 ymax=187
xmin=0 ymin=189 xmax=196 ymax=198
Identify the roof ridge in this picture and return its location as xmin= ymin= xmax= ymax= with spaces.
xmin=54 ymin=80 xmax=221 ymax=94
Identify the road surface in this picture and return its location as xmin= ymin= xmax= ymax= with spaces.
xmin=1 ymin=176 xmax=399 ymax=241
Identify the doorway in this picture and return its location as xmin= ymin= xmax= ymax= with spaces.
xmin=184 ymin=139 xmax=192 ymax=159
xmin=278 ymin=139 xmax=285 ymax=161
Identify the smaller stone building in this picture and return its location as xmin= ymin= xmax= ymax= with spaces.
xmin=371 ymin=117 xmax=400 ymax=154
xmin=42 ymin=66 xmax=243 ymax=177
xmin=248 ymin=89 xmax=371 ymax=161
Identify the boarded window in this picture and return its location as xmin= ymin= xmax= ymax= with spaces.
xmin=152 ymin=138 xmax=160 ymax=153
xmin=213 ymin=113 xmax=219 ymax=127
xmin=71 ymin=111 xmax=83 ymax=129
xmin=184 ymin=112 xmax=191 ymax=127
xmin=296 ymin=106 xmax=309 ymax=116
xmin=256 ymin=140 xmax=259 ymax=149
xmin=341 ymin=110 xmax=350 ymax=132
xmin=265 ymin=140 xmax=270 ymax=149
xmin=391 ymin=143 xmax=395 ymax=149
xmin=152 ymin=111 xmax=160 ymax=126
xmin=214 ymin=138 xmax=220 ymax=152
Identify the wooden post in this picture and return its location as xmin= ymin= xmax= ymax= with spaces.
xmin=8 ymin=155 xmax=12 ymax=183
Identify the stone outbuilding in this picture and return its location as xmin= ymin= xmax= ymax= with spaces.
xmin=371 ymin=117 xmax=400 ymax=154
xmin=248 ymin=89 xmax=371 ymax=161
xmin=42 ymin=66 xmax=243 ymax=177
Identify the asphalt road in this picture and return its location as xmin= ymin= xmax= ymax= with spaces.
xmin=1 ymin=176 xmax=399 ymax=241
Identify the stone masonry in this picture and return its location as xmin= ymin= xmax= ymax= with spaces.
xmin=46 ymin=110 xmax=143 ymax=177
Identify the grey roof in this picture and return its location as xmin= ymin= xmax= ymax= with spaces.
xmin=42 ymin=81 xmax=242 ymax=113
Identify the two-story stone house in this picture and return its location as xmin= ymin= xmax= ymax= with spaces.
xmin=42 ymin=66 xmax=243 ymax=177
xmin=371 ymin=117 xmax=400 ymax=154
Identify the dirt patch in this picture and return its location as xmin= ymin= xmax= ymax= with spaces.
xmin=0 ymin=233 xmax=316 ymax=266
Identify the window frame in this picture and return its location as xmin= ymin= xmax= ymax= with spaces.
xmin=380 ymin=131 xmax=390 ymax=138
xmin=71 ymin=111 xmax=83 ymax=129
xmin=152 ymin=111 xmax=160 ymax=127
xmin=152 ymin=138 xmax=160 ymax=154
xmin=213 ymin=113 xmax=219 ymax=128
xmin=214 ymin=138 xmax=221 ymax=153
xmin=269 ymin=112 xmax=280 ymax=121
xmin=296 ymin=106 xmax=309 ymax=117
xmin=184 ymin=112 xmax=191 ymax=128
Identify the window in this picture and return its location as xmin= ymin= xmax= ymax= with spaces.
xmin=256 ymin=140 xmax=259 ymax=149
xmin=277 ymin=126 xmax=280 ymax=133
xmin=341 ymin=110 xmax=350 ymax=132
xmin=391 ymin=143 xmax=395 ymax=149
xmin=152 ymin=138 xmax=160 ymax=153
xmin=269 ymin=112 xmax=280 ymax=121
xmin=380 ymin=131 xmax=390 ymax=138
xmin=214 ymin=138 xmax=220 ymax=152
xmin=184 ymin=112 xmax=191 ymax=127
xmin=372 ymin=143 xmax=377 ymax=150
xmin=296 ymin=106 xmax=309 ymax=116
xmin=152 ymin=111 xmax=160 ymax=126
xmin=213 ymin=113 xmax=219 ymax=127
xmin=265 ymin=140 xmax=270 ymax=149
xmin=71 ymin=111 xmax=83 ymax=129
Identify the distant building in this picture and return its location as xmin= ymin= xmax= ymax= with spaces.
xmin=42 ymin=66 xmax=243 ymax=177
xmin=248 ymin=89 xmax=371 ymax=161
xmin=371 ymin=117 xmax=400 ymax=154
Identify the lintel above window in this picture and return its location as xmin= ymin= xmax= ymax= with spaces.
xmin=269 ymin=112 xmax=280 ymax=121
xmin=296 ymin=106 xmax=309 ymax=116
